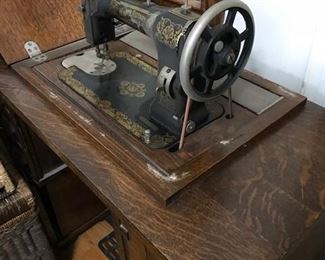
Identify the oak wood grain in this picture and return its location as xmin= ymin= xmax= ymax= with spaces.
xmin=0 ymin=68 xmax=281 ymax=259
xmin=1 ymin=60 xmax=325 ymax=259
xmin=1 ymin=1 xmax=323 ymax=258
xmin=11 ymin=41 xmax=306 ymax=205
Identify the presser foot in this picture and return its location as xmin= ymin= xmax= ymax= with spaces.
xmin=62 ymin=48 xmax=117 ymax=76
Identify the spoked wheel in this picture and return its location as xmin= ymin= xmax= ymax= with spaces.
xmin=180 ymin=0 xmax=255 ymax=102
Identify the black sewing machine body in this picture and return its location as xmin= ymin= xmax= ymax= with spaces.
xmin=60 ymin=0 xmax=254 ymax=148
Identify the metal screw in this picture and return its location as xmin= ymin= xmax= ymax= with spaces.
xmin=119 ymin=224 xmax=129 ymax=240
xmin=144 ymin=129 xmax=151 ymax=144
xmin=214 ymin=41 xmax=224 ymax=53
xmin=186 ymin=120 xmax=196 ymax=133
xmin=226 ymin=53 xmax=236 ymax=65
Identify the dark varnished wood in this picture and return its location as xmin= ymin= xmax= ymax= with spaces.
xmin=0 ymin=68 xmax=276 ymax=259
xmin=1 ymin=62 xmax=325 ymax=258
xmin=11 ymin=40 xmax=306 ymax=205
xmin=0 ymin=0 xmax=85 ymax=64
xmin=0 ymin=93 xmax=108 ymax=244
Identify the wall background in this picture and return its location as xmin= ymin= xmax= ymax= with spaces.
xmin=237 ymin=0 xmax=325 ymax=107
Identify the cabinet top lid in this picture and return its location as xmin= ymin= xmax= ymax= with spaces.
xmin=0 ymin=0 xmax=85 ymax=64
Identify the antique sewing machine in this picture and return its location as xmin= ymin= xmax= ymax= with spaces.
xmin=61 ymin=0 xmax=255 ymax=149
xmin=2 ymin=0 xmax=305 ymax=204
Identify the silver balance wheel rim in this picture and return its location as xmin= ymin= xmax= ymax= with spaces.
xmin=179 ymin=0 xmax=254 ymax=102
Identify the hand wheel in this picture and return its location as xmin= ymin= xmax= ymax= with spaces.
xmin=179 ymin=0 xmax=255 ymax=102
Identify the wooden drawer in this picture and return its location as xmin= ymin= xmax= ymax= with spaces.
xmin=111 ymin=212 xmax=165 ymax=260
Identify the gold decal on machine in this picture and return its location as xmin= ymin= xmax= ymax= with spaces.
xmin=155 ymin=17 xmax=185 ymax=48
xmin=119 ymin=81 xmax=146 ymax=98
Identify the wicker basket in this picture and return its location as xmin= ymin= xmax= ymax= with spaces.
xmin=0 ymin=209 xmax=55 ymax=260
xmin=0 ymin=143 xmax=54 ymax=259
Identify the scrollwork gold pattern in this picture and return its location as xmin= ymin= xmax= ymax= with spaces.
xmin=59 ymin=51 xmax=176 ymax=147
xmin=110 ymin=52 xmax=157 ymax=76
xmin=111 ymin=0 xmax=148 ymax=29
xmin=59 ymin=67 xmax=145 ymax=138
xmin=119 ymin=81 xmax=146 ymax=98
xmin=155 ymin=17 xmax=185 ymax=48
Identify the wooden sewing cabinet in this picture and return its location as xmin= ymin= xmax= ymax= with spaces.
xmin=0 ymin=0 xmax=324 ymax=259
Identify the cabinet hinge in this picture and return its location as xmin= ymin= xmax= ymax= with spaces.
xmin=24 ymin=41 xmax=47 ymax=62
